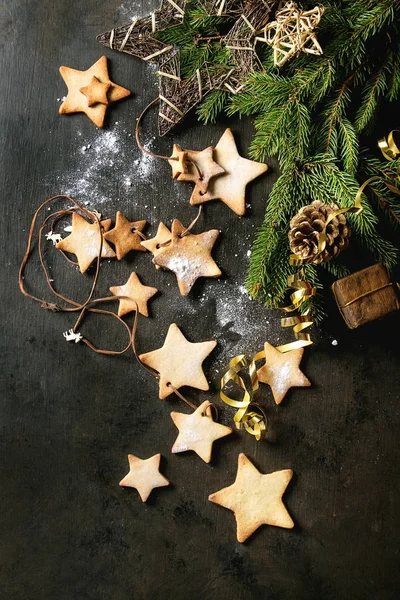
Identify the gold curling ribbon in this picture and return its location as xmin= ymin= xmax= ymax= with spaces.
xmin=378 ymin=130 xmax=400 ymax=161
xmin=220 ymin=353 xmax=267 ymax=441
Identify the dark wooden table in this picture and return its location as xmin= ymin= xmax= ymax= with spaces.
xmin=1 ymin=1 xmax=400 ymax=598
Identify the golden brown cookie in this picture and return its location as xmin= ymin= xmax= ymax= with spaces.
xmin=209 ymin=454 xmax=294 ymax=543
xmin=257 ymin=342 xmax=311 ymax=405
xmin=177 ymin=147 xmax=225 ymax=194
xmin=103 ymin=211 xmax=146 ymax=260
xmin=190 ymin=128 xmax=268 ymax=216
xmin=79 ymin=76 xmax=111 ymax=106
xmin=171 ymin=400 xmax=232 ymax=463
xmin=59 ymin=56 xmax=131 ymax=128
xmin=110 ymin=272 xmax=158 ymax=317
xmin=168 ymin=144 xmax=188 ymax=179
xmin=140 ymin=220 xmax=186 ymax=269
xmin=56 ymin=212 xmax=115 ymax=273
xmin=139 ymin=323 xmax=216 ymax=399
xmin=153 ymin=219 xmax=221 ymax=296
xmin=119 ymin=453 xmax=169 ymax=502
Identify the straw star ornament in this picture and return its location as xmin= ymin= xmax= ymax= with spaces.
xmin=256 ymin=1 xmax=324 ymax=67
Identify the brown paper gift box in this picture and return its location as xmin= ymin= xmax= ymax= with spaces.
xmin=331 ymin=264 xmax=400 ymax=329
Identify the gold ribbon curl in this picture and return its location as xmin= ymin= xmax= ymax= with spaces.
xmin=220 ymin=353 xmax=267 ymax=441
xmin=378 ymin=130 xmax=400 ymax=161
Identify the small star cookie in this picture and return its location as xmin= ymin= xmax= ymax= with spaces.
xmin=56 ymin=212 xmax=115 ymax=273
xmin=80 ymin=76 xmax=111 ymax=106
xmin=153 ymin=219 xmax=221 ymax=296
xmin=140 ymin=220 xmax=185 ymax=268
xmin=110 ymin=272 xmax=158 ymax=317
xmin=190 ymin=128 xmax=268 ymax=216
xmin=119 ymin=453 xmax=169 ymax=502
xmin=168 ymin=144 xmax=188 ymax=179
xmin=209 ymin=454 xmax=294 ymax=543
xmin=59 ymin=56 xmax=131 ymax=127
xmin=171 ymin=400 xmax=232 ymax=463
xmin=139 ymin=323 xmax=216 ymax=399
xmin=103 ymin=211 xmax=146 ymax=260
xmin=177 ymin=147 xmax=225 ymax=194
xmin=257 ymin=342 xmax=311 ymax=405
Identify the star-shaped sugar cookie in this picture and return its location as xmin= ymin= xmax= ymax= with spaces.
xmin=140 ymin=220 xmax=185 ymax=268
xmin=80 ymin=76 xmax=111 ymax=106
xmin=59 ymin=56 xmax=131 ymax=127
xmin=56 ymin=212 xmax=115 ymax=273
xmin=103 ymin=211 xmax=146 ymax=260
xmin=139 ymin=323 xmax=216 ymax=399
xmin=168 ymin=144 xmax=188 ymax=179
xmin=153 ymin=219 xmax=221 ymax=296
xmin=190 ymin=128 xmax=268 ymax=216
xmin=171 ymin=400 xmax=232 ymax=463
xmin=177 ymin=147 xmax=225 ymax=194
xmin=209 ymin=454 xmax=294 ymax=542
xmin=110 ymin=272 xmax=158 ymax=317
xmin=257 ymin=342 xmax=311 ymax=405
xmin=119 ymin=453 xmax=169 ymax=502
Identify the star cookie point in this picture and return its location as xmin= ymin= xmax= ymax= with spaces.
xmin=119 ymin=453 xmax=169 ymax=502
xmin=209 ymin=453 xmax=294 ymax=542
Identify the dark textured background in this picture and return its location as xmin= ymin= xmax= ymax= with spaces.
xmin=1 ymin=1 xmax=400 ymax=599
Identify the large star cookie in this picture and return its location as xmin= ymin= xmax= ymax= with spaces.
xmin=190 ymin=128 xmax=268 ymax=216
xmin=56 ymin=212 xmax=115 ymax=273
xmin=139 ymin=323 xmax=216 ymax=399
xmin=119 ymin=453 xmax=169 ymax=502
xmin=59 ymin=56 xmax=131 ymax=127
xmin=257 ymin=342 xmax=311 ymax=405
xmin=209 ymin=454 xmax=294 ymax=543
xmin=104 ymin=211 xmax=146 ymax=260
xmin=153 ymin=219 xmax=221 ymax=296
xmin=171 ymin=400 xmax=232 ymax=463
xmin=110 ymin=272 xmax=158 ymax=317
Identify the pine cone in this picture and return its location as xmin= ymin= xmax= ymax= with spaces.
xmin=288 ymin=200 xmax=351 ymax=264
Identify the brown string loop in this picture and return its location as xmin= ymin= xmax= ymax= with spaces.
xmin=19 ymin=195 xmax=132 ymax=355
xmin=158 ymin=205 xmax=204 ymax=249
xmin=135 ymin=97 xmax=177 ymax=161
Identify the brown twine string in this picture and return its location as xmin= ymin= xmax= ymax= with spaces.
xmin=136 ymin=97 xmax=176 ymax=161
xmin=19 ymin=195 xmax=132 ymax=355
xmin=135 ymin=97 xmax=205 ymax=181
xmin=21 ymin=195 xmax=219 ymax=418
xmin=158 ymin=205 xmax=203 ymax=250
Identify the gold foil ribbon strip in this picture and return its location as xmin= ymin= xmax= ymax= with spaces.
xmin=378 ymin=130 xmax=400 ymax=161
xmin=220 ymin=352 xmax=267 ymax=440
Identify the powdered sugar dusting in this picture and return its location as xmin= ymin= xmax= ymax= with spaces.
xmin=268 ymin=362 xmax=292 ymax=396
xmin=54 ymin=125 xmax=157 ymax=209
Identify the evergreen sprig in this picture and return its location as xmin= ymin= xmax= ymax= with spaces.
xmin=158 ymin=0 xmax=400 ymax=322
